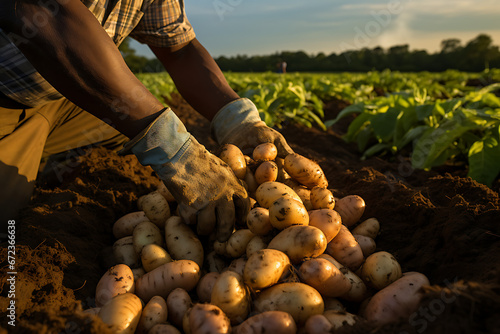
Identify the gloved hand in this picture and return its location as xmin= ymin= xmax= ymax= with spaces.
xmin=211 ymin=98 xmax=294 ymax=158
xmin=120 ymin=108 xmax=249 ymax=242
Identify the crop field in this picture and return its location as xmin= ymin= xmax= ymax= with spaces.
xmin=2 ymin=69 xmax=500 ymax=333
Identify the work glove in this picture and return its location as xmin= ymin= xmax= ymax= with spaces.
xmin=120 ymin=108 xmax=249 ymax=242
xmin=211 ymin=98 xmax=294 ymax=158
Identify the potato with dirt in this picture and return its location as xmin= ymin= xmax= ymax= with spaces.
xmin=226 ymin=229 xmax=255 ymax=258
xmin=325 ymin=224 xmax=364 ymax=271
xmin=246 ymin=207 xmax=273 ymax=235
xmin=132 ymin=221 xmax=163 ymax=254
xmin=137 ymin=191 xmax=171 ymax=228
xmin=219 ymin=143 xmax=247 ymax=179
xmin=352 ymin=217 xmax=380 ymax=239
xmin=136 ymin=295 xmax=168 ymax=334
xmin=113 ymin=211 xmax=150 ymax=239
xmin=184 ymin=303 xmax=231 ymax=334
xmin=164 ymin=216 xmax=204 ymax=267
xmin=298 ymin=257 xmax=352 ymax=297
xmin=268 ymin=195 xmax=309 ymax=230
xmin=232 ymin=311 xmax=296 ymax=334
xmin=140 ymin=243 xmax=172 ymax=272
xmin=334 ymin=195 xmax=365 ymax=227
xmin=310 ymin=186 xmax=335 ymax=210
xmin=255 ymin=181 xmax=302 ymax=208
xmin=254 ymin=160 xmax=279 ymax=184
xmin=308 ymin=208 xmax=342 ymax=242
xmin=253 ymin=143 xmax=278 ymax=162
xmin=167 ymin=288 xmax=192 ymax=329
xmin=243 ymin=249 xmax=291 ymax=291
xmin=283 ymin=153 xmax=328 ymax=188
xmin=196 ymin=272 xmax=220 ymax=303
xmin=95 ymin=264 xmax=135 ymax=307
xmin=361 ymin=251 xmax=402 ymax=290
xmin=211 ymin=271 xmax=251 ymax=325
xmin=98 ymin=293 xmax=142 ymax=334
xmin=113 ymin=236 xmax=140 ymax=268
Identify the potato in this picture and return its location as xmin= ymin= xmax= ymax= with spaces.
xmin=149 ymin=324 xmax=182 ymax=334
xmin=246 ymin=207 xmax=273 ymax=236
xmin=354 ymin=234 xmax=376 ymax=257
xmin=211 ymin=271 xmax=251 ymax=325
xmin=157 ymin=181 xmax=176 ymax=202
xmin=244 ymin=167 xmax=259 ymax=195
xmin=283 ymin=153 xmax=328 ymax=188
xmin=185 ymin=303 xmax=231 ymax=334
xmin=214 ymin=240 xmax=229 ymax=257
xmin=253 ymin=143 xmax=278 ymax=161
xmin=325 ymin=225 xmax=364 ymax=271
xmin=308 ymin=209 xmax=342 ymax=243
xmin=255 ymin=181 xmax=302 ymax=208
xmin=254 ymin=161 xmax=279 ymax=184
xmin=135 ymin=260 xmax=200 ymax=302
xmin=98 ymin=293 xmax=142 ymax=334
xmin=334 ymin=195 xmax=365 ymax=227
xmin=352 ymin=218 xmax=380 ymax=239
xmin=233 ymin=311 xmax=296 ymax=334
xmin=131 ymin=267 xmax=145 ymax=281
xmin=318 ymin=254 xmax=369 ymax=303
xmin=167 ymin=288 xmax=192 ymax=329
xmin=290 ymin=184 xmax=313 ymax=211
xmin=275 ymin=157 xmax=291 ymax=183
xmin=136 ymin=295 xmax=168 ymax=334
xmin=205 ymin=251 xmax=227 ymax=273
xmin=310 ymin=187 xmax=335 ymax=210
xmin=246 ymin=235 xmax=268 ymax=258
xmin=268 ymin=196 xmax=309 ymax=230
xmin=304 ymin=314 xmax=332 ymax=334
xmin=165 ymin=216 xmax=204 ymax=267
xmin=95 ymin=264 xmax=135 ymax=307
xmin=253 ymin=282 xmax=324 ymax=325
xmin=219 ymin=143 xmax=247 ymax=179
xmin=196 ymin=272 xmax=220 ymax=303
xmin=113 ymin=236 xmax=140 ymax=268
xmin=225 ymin=257 xmax=247 ymax=277
xmin=268 ymin=225 xmax=327 ymax=264
xmin=138 ymin=191 xmax=171 ymax=229
xmin=140 ymin=243 xmax=172 ymax=272
xmin=323 ymin=310 xmax=357 ymax=330
xmin=298 ymin=257 xmax=351 ymax=297
xmin=113 ymin=211 xmax=149 ymax=239
xmin=226 ymin=229 xmax=255 ymax=258
xmin=132 ymin=221 xmax=163 ymax=255
xmin=363 ymin=272 xmax=430 ymax=325
xmin=243 ymin=249 xmax=291 ymax=291
xmin=323 ymin=297 xmax=345 ymax=312
xmin=361 ymin=251 xmax=402 ymax=290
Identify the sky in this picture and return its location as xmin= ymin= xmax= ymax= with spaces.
xmin=131 ymin=0 xmax=500 ymax=58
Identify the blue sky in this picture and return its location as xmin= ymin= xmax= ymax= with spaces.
xmin=131 ymin=0 xmax=500 ymax=58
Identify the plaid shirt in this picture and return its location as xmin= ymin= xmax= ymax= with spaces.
xmin=0 ymin=0 xmax=195 ymax=107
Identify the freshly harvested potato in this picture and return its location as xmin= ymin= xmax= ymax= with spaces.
xmin=132 ymin=221 xmax=163 ymax=254
xmin=140 ymin=243 xmax=172 ymax=272
xmin=361 ymin=251 xmax=402 ymax=290
xmin=135 ymin=260 xmax=200 ymax=302
xmin=165 ymin=216 xmax=204 ymax=267
xmin=323 ymin=297 xmax=346 ymax=312
xmin=205 ymin=251 xmax=227 ymax=273
xmin=254 ymin=161 xmax=279 ymax=184
xmin=253 ymin=143 xmax=278 ymax=161
xmin=253 ymin=282 xmax=324 ymax=325
xmin=213 ymin=240 xmax=229 ymax=257
xmin=308 ymin=209 xmax=342 ymax=243
xmin=244 ymin=167 xmax=259 ymax=195
xmin=323 ymin=310 xmax=357 ymax=330
xmin=149 ymin=324 xmax=181 ymax=334
xmin=219 ymin=143 xmax=247 ymax=179
xmin=136 ymin=295 xmax=168 ymax=334
xmin=352 ymin=218 xmax=380 ymax=239
xmin=325 ymin=225 xmax=364 ymax=271
xmin=95 ymin=264 xmax=135 ymax=307
xmin=246 ymin=235 xmax=268 ymax=258
xmin=184 ymin=303 xmax=231 ymax=334
xmin=225 ymin=257 xmax=247 ymax=277
xmin=334 ymin=195 xmax=365 ymax=227
xmin=290 ymin=184 xmax=313 ymax=211
xmin=298 ymin=257 xmax=351 ymax=297
xmin=167 ymin=288 xmax=192 ymax=329
xmin=113 ymin=211 xmax=149 ymax=239
xmin=98 ymin=293 xmax=142 ymax=334
xmin=156 ymin=181 xmax=175 ymax=202
xmin=138 ymin=191 xmax=171 ymax=229
xmin=268 ymin=225 xmax=327 ymax=264
xmin=269 ymin=196 xmax=309 ymax=230
xmin=363 ymin=272 xmax=430 ymax=325
xmin=243 ymin=249 xmax=291 ymax=291
xmin=246 ymin=207 xmax=273 ymax=236
xmin=233 ymin=311 xmax=296 ymax=334
xmin=255 ymin=181 xmax=302 ymax=208
xmin=283 ymin=153 xmax=328 ymax=188
xmin=354 ymin=234 xmax=376 ymax=257
xmin=304 ymin=314 xmax=332 ymax=334
xmin=226 ymin=229 xmax=255 ymax=258
xmin=196 ymin=272 xmax=220 ymax=303
xmin=211 ymin=271 xmax=251 ymax=325
xmin=310 ymin=187 xmax=335 ymax=210
xmin=113 ymin=236 xmax=140 ymax=268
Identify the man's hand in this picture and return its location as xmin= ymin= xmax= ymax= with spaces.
xmin=121 ymin=109 xmax=249 ymax=242
xmin=211 ymin=98 xmax=294 ymax=158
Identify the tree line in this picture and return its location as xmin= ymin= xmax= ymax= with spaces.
xmin=120 ymin=34 xmax=500 ymax=73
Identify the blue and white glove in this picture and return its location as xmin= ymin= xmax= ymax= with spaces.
xmin=120 ymin=108 xmax=249 ymax=242
xmin=211 ymin=98 xmax=293 ymax=158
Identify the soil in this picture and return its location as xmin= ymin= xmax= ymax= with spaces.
xmin=1 ymin=94 xmax=499 ymax=334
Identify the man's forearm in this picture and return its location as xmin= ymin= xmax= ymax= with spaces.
xmin=150 ymin=39 xmax=240 ymax=121
xmin=0 ymin=0 xmax=165 ymax=138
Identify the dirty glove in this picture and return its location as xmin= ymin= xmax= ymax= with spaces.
xmin=120 ymin=108 xmax=249 ymax=242
xmin=211 ymin=98 xmax=293 ymax=158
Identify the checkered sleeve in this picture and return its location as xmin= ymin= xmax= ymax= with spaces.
xmin=130 ymin=0 xmax=196 ymax=47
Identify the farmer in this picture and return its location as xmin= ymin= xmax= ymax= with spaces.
xmin=0 ymin=0 xmax=292 ymax=240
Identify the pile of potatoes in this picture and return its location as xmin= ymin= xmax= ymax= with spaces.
xmin=86 ymin=143 xmax=430 ymax=334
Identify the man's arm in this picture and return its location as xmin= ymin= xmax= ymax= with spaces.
xmin=149 ymin=39 xmax=240 ymax=121
xmin=0 ymin=0 xmax=165 ymax=138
